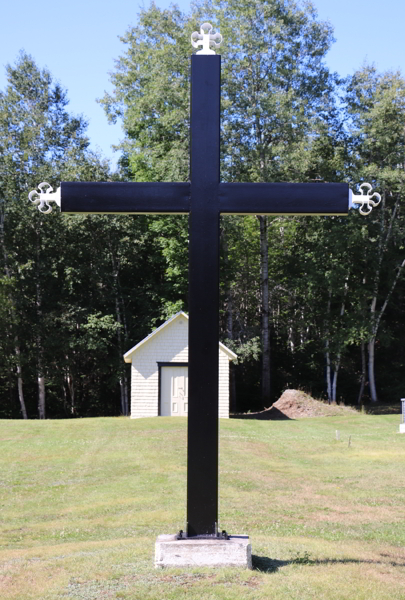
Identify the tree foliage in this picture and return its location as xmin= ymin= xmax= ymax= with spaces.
xmin=1 ymin=3 xmax=405 ymax=418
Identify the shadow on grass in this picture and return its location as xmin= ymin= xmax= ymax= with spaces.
xmin=252 ymin=556 xmax=290 ymax=572
xmin=230 ymin=407 xmax=292 ymax=421
xmin=362 ymin=401 xmax=401 ymax=415
xmin=252 ymin=555 xmax=405 ymax=573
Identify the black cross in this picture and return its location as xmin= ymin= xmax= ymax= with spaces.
xmin=60 ymin=55 xmax=349 ymax=538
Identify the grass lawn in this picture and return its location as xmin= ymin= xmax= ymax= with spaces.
xmin=0 ymin=413 xmax=404 ymax=599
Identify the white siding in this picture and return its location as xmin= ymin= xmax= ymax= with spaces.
xmin=219 ymin=350 xmax=230 ymax=418
xmin=129 ymin=314 xmax=231 ymax=419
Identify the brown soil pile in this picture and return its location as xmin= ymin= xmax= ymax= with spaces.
xmin=272 ymin=389 xmax=356 ymax=419
xmin=232 ymin=389 xmax=357 ymax=420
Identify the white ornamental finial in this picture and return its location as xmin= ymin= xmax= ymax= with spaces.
xmin=28 ymin=182 xmax=61 ymax=214
xmin=191 ymin=23 xmax=222 ymax=55
xmin=349 ymin=183 xmax=381 ymax=215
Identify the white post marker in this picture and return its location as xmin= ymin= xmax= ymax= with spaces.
xmin=400 ymin=399 xmax=405 ymax=434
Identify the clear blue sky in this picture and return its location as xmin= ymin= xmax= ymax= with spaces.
xmin=1 ymin=0 xmax=404 ymax=169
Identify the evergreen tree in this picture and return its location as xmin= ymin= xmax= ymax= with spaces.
xmin=0 ymin=53 xmax=110 ymax=417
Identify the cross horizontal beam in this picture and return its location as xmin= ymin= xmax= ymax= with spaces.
xmin=61 ymin=181 xmax=349 ymax=216
xmin=61 ymin=182 xmax=191 ymax=214
xmin=28 ymin=39 xmax=380 ymax=544
xmin=219 ymin=182 xmax=349 ymax=215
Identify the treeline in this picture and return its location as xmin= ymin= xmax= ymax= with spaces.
xmin=1 ymin=0 xmax=404 ymax=419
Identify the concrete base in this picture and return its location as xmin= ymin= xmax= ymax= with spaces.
xmin=400 ymin=423 xmax=405 ymax=434
xmin=155 ymin=534 xmax=252 ymax=569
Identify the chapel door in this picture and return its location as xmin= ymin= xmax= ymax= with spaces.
xmin=161 ymin=367 xmax=188 ymax=417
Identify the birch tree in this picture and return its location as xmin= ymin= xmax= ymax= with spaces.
xmin=346 ymin=68 xmax=405 ymax=402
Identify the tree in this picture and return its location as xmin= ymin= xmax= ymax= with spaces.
xmin=99 ymin=4 xmax=192 ymax=183
xmin=100 ymin=0 xmax=339 ymax=407
xmin=344 ymin=67 xmax=405 ymax=402
xmin=3 ymin=11 xmax=404 ymax=418
xmin=0 ymin=52 xmax=110 ymax=418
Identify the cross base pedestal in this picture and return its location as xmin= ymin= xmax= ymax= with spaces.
xmin=155 ymin=534 xmax=252 ymax=568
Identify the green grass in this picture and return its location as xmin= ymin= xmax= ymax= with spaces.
xmin=0 ymin=414 xmax=404 ymax=599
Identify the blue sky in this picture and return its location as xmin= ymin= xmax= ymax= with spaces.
xmin=1 ymin=0 xmax=404 ymax=168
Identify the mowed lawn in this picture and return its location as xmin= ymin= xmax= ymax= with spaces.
xmin=0 ymin=413 xmax=404 ymax=600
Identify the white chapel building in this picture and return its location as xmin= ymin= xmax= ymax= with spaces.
xmin=124 ymin=311 xmax=237 ymax=419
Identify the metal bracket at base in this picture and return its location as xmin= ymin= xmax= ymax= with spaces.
xmin=177 ymin=528 xmax=229 ymax=540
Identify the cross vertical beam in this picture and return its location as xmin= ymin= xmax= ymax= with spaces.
xmin=30 ymin=28 xmax=375 ymax=545
xmin=187 ymin=54 xmax=221 ymax=536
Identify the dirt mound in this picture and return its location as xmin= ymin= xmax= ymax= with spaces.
xmin=273 ymin=389 xmax=355 ymax=419
xmin=232 ymin=389 xmax=356 ymax=420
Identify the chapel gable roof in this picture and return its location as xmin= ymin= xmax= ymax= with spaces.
xmin=124 ymin=311 xmax=237 ymax=362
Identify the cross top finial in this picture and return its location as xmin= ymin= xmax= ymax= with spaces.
xmin=191 ymin=23 xmax=222 ymax=55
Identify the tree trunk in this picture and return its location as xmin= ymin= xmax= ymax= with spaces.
xmin=36 ymin=223 xmax=46 ymax=419
xmin=258 ymin=215 xmax=270 ymax=406
xmin=1 ymin=207 xmax=27 ymax=418
xmin=116 ymin=295 xmax=129 ymax=416
xmin=368 ymin=336 xmax=378 ymax=403
xmin=368 ymin=257 xmax=405 ymax=403
xmin=111 ymin=249 xmax=130 ymax=416
xmin=36 ymin=308 xmax=46 ymax=419
xmin=121 ymin=372 xmax=129 ymax=417
xmin=325 ymin=292 xmax=332 ymax=403
xmin=66 ymin=370 xmax=75 ymax=415
xmin=366 ymin=194 xmax=404 ymax=403
xmin=15 ymin=343 xmax=27 ymax=419
xmin=38 ymin=372 xmax=46 ymax=419
xmin=331 ymin=357 xmax=341 ymax=403
xmin=357 ymin=342 xmax=367 ymax=405
xmin=221 ymin=226 xmax=237 ymax=412
xmin=325 ymin=346 xmax=332 ymax=404
xmin=331 ymin=294 xmax=347 ymax=403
